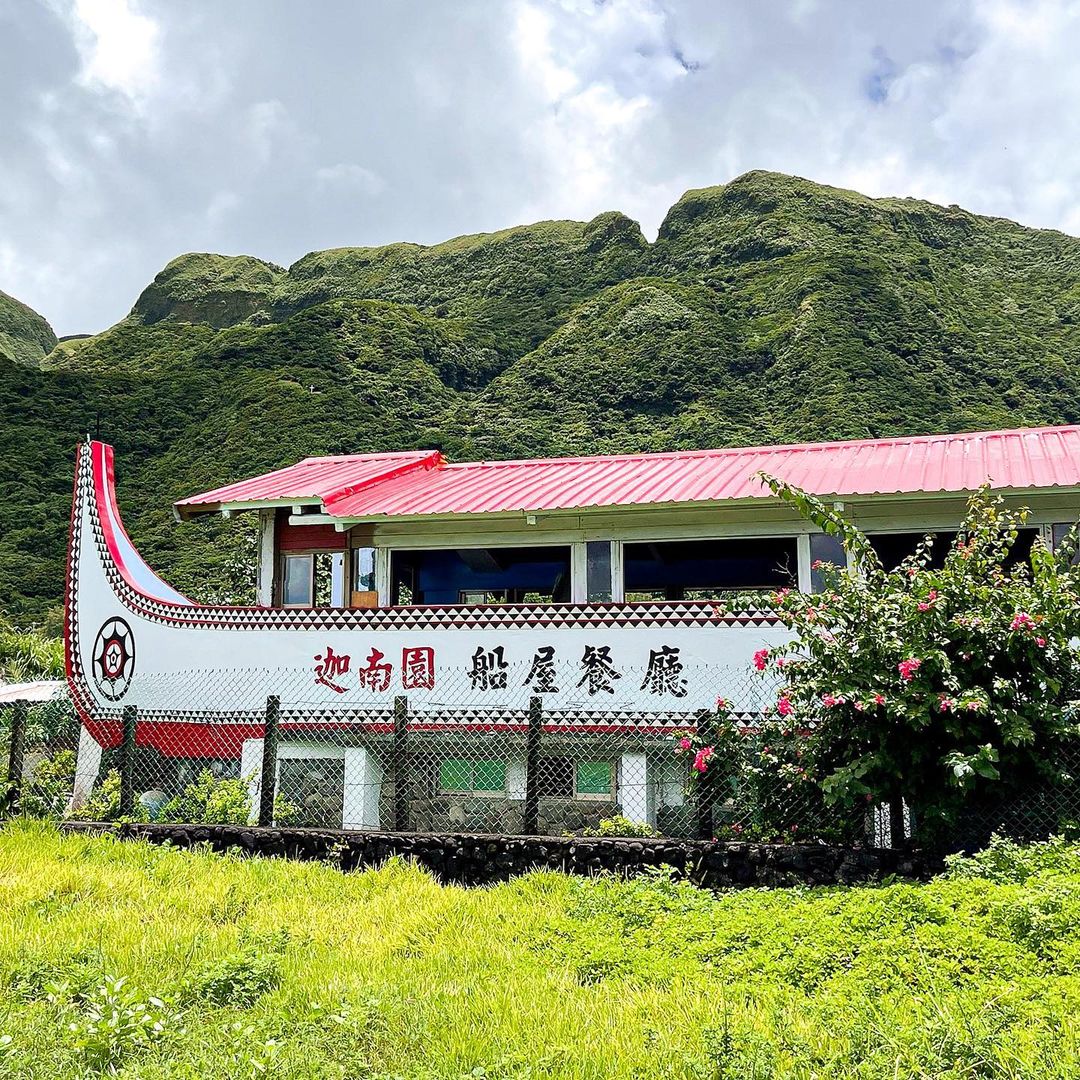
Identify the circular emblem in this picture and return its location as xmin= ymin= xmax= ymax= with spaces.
xmin=91 ymin=617 xmax=136 ymax=701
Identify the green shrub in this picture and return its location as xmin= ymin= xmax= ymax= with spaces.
xmin=159 ymin=771 xmax=252 ymax=826
xmin=180 ymin=950 xmax=281 ymax=1007
xmin=21 ymin=750 xmax=76 ymax=819
xmin=945 ymin=833 xmax=1080 ymax=884
xmin=69 ymin=769 xmax=124 ymax=822
xmin=578 ymin=815 xmax=657 ymax=838
xmin=755 ymin=481 xmax=1080 ymax=844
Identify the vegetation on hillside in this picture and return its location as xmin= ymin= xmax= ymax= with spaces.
xmin=0 ymin=289 xmax=56 ymax=369
xmin=0 ymin=823 xmax=1078 ymax=1078
xmin=6 ymin=170 xmax=1080 ymax=618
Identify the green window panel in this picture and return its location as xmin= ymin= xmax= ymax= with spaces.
xmin=439 ymin=759 xmax=472 ymax=793
xmin=439 ymin=758 xmax=507 ymax=794
xmin=473 ymin=760 xmax=507 ymax=793
xmin=576 ymin=761 xmax=613 ymax=797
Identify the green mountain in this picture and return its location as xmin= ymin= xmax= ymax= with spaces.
xmin=0 ymin=289 xmax=57 ymax=369
xmin=5 ymin=170 xmax=1080 ymax=622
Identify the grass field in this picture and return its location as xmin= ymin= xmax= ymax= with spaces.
xmin=0 ymin=823 xmax=1078 ymax=1078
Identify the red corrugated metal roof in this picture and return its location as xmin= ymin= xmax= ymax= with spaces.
xmin=175 ymin=425 xmax=1080 ymax=521
xmin=174 ymin=451 xmax=441 ymax=517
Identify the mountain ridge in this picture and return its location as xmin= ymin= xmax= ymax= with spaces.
xmin=4 ymin=169 xmax=1080 ymax=621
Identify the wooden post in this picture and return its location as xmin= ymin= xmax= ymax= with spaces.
xmin=4 ymin=700 xmax=28 ymax=816
xmin=695 ymin=709 xmax=717 ymax=841
xmin=523 ymin=695 xmax=543 ymax=835
xmin=118 ymin=704 xmax=138 ymax=818
xmin=259 ymin=695 xmax=281 ymax=828
xmin=392 ymin=695 xmax=409 ymax=831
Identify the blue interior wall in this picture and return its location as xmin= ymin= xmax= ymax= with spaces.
xmin=624 ymin=538 xmax=797 ymax=592
xmin=398 ymin=548 xmax=571 ymax=604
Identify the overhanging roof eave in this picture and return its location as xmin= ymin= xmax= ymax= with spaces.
xmin=324 ymin=483 xmax=1080 ymax=526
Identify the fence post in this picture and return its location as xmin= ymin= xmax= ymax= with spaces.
xmin=259 ymin=695 xmax=281 ymax=828
xmin=695 ymin=708 xmax=716 ymax=841
xmin=3 ymin=700 xmax=28 ymax=816
xmin=523 ymin=695 xmax=543 ymax=835
xmin=392 ymin=695 xmax=409 ymax=831
xmin=118 ymin=704 xmax=137 ymax=819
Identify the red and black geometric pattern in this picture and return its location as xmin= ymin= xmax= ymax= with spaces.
xmin=90 ymin=616 xmax=135 ymax=701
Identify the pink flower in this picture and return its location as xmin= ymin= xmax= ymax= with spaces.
xmin=716 ymin=696 xmax=728 ymax=710
xmin=897 ymin=658 xmax=922 ymax=681
xmin=1036 ymin=637 xmax=1047 ymax=648
xmin=873 ymin=693 xmax=886 ymax=706
xmin=753 ymin=648 xmax=770 ymax=671
xmin=854 ymin=700 xmax=865 ymax=712
xmin=965 ymin=700 xmax=981 ymax=712
xmin=811 ymin=559 xmax=825 ymax=570
xmin=692 ymin=746 xmax=714 ymax=773
xmin=938 ymin=695 xmax=953 ymax=712
xmin=917 ymin=602 xmax=931 ymax=612
xmin=677 ymin=737 xmax=692 ymax=751
xmin=1010 ymin=612 xmax=1035 ymax=631
xmin=821 ymin=693 xmax=845 ymax=708
xmin=731 ymin=823 xmax=744 ymax=835
xmin=777 ymin=696 xmax=794 ymax=717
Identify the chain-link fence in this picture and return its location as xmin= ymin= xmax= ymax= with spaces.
xmin=4 ymin=660 xmax=1080 ymax=850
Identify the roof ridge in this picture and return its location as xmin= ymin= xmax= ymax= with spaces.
xmin=322 ymin=451 xmax=444 ymax=506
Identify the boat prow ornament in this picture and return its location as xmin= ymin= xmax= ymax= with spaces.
xmin=64 ymin=440 xmax=788 ymax=772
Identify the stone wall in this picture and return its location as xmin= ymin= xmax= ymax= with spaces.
xmin=59 ymin=822 xmax=939 ymax=888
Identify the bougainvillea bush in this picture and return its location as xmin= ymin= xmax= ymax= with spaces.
xmin=754 ymin=478 xmax=1080 ymax=847
xmin=673 ymin=699 xmax=861 ymax=843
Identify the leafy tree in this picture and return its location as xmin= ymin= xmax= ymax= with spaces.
xmin=754 ymin=477 xmax=1080 ymax=847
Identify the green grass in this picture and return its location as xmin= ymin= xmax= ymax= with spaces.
xmin=0 ymin=824 xmax=1078 ymax=1077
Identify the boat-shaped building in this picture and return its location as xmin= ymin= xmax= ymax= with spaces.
xmin=65 ymin=426 xmax=1080 ymax=834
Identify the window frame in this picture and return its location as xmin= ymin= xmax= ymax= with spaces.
xmin=280 ymin=552 xmax=315 ymax=607
xmin=437 ymin=757 xmax=508 ymax=797
xmin=574 ymin=760 xmax=614 ymax=801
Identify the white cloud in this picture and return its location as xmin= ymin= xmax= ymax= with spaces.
xmin=66 ymin=0 xmax=161 ymax=101
xmin=315 ymin=163 xmax=386 ymax=196
xmin=6 ymin=0 xmax=1080 ymax=335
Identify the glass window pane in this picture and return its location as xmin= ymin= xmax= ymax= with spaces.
xmin=352 ymin=547 xmax=376 ymax=592
xmin=282 ymin=555 xmax=312 ymax=605
xmin=809 ymin=533 xmax=846 ymax=592
xmin=586 ymin=541 xmax=612 ymax=603
xmin=473 ymin=760 xmax=506 ymax=792
xmin=439 ymin=759 xmax=471 ymax=793
xmin=576 ymin=761 xmax=612 ymax=796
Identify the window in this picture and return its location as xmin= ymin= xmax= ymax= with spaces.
xmin=391 ymin=546 xmax=572 ymax=605
xmin=537 ymin=757 xmax=574 ymax=798
xmin=282 ymin=554 xmax=313 ymax=606
xmin=281 ymin=552 xmax=338 ymax=607
xmin=623 ymin=538 xmax=797 ymax=601
xmin=867 ymin=529 xmax=1038 ymax=572
xmin=351 ymin=547 xmax=378 ymax=607
xmin=352 ymin=547 xmax=376 ymax=592
xmin=586 ymin=541 xmax=613 ymax=602
xmin=576 ymin=761 xmax=613 ymax=799
xmin=438 ymin=758 xmax=507 ymax=796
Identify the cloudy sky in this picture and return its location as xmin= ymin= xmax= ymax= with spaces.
xmin=3 ymin=0 xmax=1080 ymax=336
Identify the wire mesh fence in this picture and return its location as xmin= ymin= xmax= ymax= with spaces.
xmin=4 ymin=658 xmax=1080 ymax=850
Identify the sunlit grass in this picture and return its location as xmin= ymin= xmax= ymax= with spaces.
xmin=0 ymin=821 xmax=1077 ymax=1078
